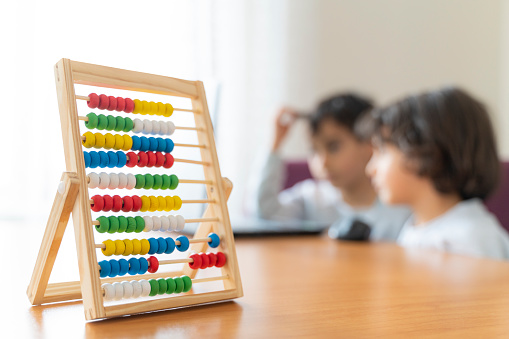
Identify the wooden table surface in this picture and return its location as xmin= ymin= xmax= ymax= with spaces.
xmin=6 ymin=221 xmax=509 ymax=338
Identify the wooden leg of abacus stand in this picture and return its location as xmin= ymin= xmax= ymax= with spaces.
xmin=26 ymin=172 xmax=80 ymax=305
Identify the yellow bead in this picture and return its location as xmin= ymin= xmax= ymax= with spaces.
xmin=133 ymin=99 xmax=143 ymax=114
xmin=164 ymin=103 xmax=174 ymax=117
xmin=101 ymin=240 xmax=115 ymax=256
xmin=104 ymin=133 xmax=115 ymax=149
xmin=148 ymin=196 xmax=159 ymax=212
xmin=122 ymin=239 xmax=134 ymax=256
xmin=157 ymin=102 xmax=165 ymax=116
xmin=173 ymin=196 xmax=182 ymax=211
xmin=140 ymin=195 xmax=150 ymax=212
xmin=157 ymin=196 xmax=166 ymax=211
xmin=141 ymin=101 xmax=150 ymax=115
xmin=113 ymin=134 xmax=124 ymax=150
xmin=94 ymin=132 xmax=106 ymax=149
xmin=164 ymin=196 xmax=174 ymax=212
xmin=140 ymin=239 xmax=150 ymax=255
xmin=149 ymin=101 xmax=158 ymax=115
xmin=82 ymin=131 xmax=95 ymax=148
xmin=131 ymin=239 xmax=142 ymax=255
xmin=114 ymin=239 xmax=125 ymax=256
xmin=122 ymin=134 xmax=133 ymax=151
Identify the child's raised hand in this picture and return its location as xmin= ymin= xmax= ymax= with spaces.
xmin=272 ymin=107 xmax=298 ymax=152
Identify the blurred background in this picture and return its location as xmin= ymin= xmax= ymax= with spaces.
xmin=1 ymin=0 xmax=508 ymax=223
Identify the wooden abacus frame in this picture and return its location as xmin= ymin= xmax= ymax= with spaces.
xmin=26 ymin=59 xmax=243 ymax=320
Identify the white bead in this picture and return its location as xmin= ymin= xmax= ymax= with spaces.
xmin=131 ymin=280 xmax=142 ymax=298
xmin=159 ymin=121 xmax=168 ymax=135
xmin=113 ymin=282 xmax=124 ymax=301
xmin=143 ymin=216 xmax=153 ymax=232
xmin=167 ymin=121 xmax=176 ymax=135
xmin=98 ymin=172 xmax=110 ymax=189
xmin=176 ymin=215 xmax=185 ymax=231
xmin=102 ymin=283 xmax=115 ymax=300
xmin=121 ymin=281 xmax=133 ymax=299
xmin=133 ymin=118 xmax=144 ymax=133
xmin=88 ymin=173 xmax=100 ymax=189
xmin=168 ymin=215 xmax=177 ymax=231
xmin=160 ymin=216 xmax=170 ymax=232
xmin=151 ymin=121 xmax=161 ymax=135
xmin=152 ymin=216 xmax=161 ymax=231
xmin=108 ymin=173 xmax=119 ymax=189
xmin=117 ymin=173 xmax=128 ymax=189
xmin=126 ymin=174 xmax=136 ymax=190
xmin=143 ymin=119 xmax=153 ymax=134
xmin=140 ymin=280 xmax=151 ymax=297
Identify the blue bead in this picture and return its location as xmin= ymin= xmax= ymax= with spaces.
xmin=165 ymin=139 xmax=174 ymax=153
xmin=140 ymin=137 xmax=150 ymax=152
xmin=208 ymin=232 xmax=220 ymax=248
xmin=84 ymin=152 xmax=91 ymax=168
xmin=128 ymin=258 xmax=140 ymax=275
xmin=176 ymin=235 xmax=189 ymax=252
xmin=131 ymin=135 xmax=141 ymax=151
xmin=156 ymin=237 xmax=167 ymax=254
xmin=109 ymin=260 xmax=120 ymax=278
xmin=148 ymin=238 xmax=158 ymax=255
xmin=107 ymin=151 xmax=118 ymax=168
xmin=149 ymin=137 xmax=158 ymax=152
xmin=98 ymin=260 xmax=111 ymax=278
xmin=157 ymin=138 xmax=166 ymax=152
xmin=98 ymin=151 xmax=109 ymax=168
xmin=116 ymin=151 xmax=127 ymax=168
xmin=89 ymin=151 xmax=100 ymax=168
xmin=165 ymin=237 xmax=175 ymax=254
xmin=138 ymin=257 xmax=149 ymax=274
xmin=118 ymin=259 xmax=129 ymax=276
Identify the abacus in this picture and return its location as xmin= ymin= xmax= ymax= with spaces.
xmin=26 ymin=59 xmax=243 ymax=320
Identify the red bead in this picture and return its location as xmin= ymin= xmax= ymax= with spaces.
xmin=126 ymin=152 xmax=138 ymax=167
xmin=122 ymin=196 xmax=133 ymax=212
xmin=146 ymin=151 xmax=156 ymax=167
xmin=163 ymin=153 xmax=174 ymax=169
xmin=124 ymin=98 xmax=134 ymax=113
xmin=111 ymin=195 xmax=122 ymax=212
xmin=199 ymin=253 xmax=210 ymax=269
xmin=102 ymin=195 xmax=113 ymax=212
xmin=98 ymin=94 xmax=109 ymax=110
xmin=107 ymin=96 xmax=117 ymax=111
xmin=132 ymin=195 xmax=142 ymax=212
xmin=155 ymin=152 xmax=165 ymax=167
xmin=87 ymin=93 xmax=99 ymax=109
xmin=137 ymin=152 xmax=148 ymax=167
xmin=189 ymin=253 xmax=202 ymax=270
xmin=215 ymin=252 xmax=226 ymax=268
xmin=147 ymin=256 xmax=159 ymax=273
xmin=207 ymin=252 xmax=217 ymax=267
xmin=90 ymin=195 xmax=104 ymax=212
xmin=116 ymin=97 xmax=125 ymax=112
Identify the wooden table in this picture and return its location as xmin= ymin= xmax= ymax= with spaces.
xmin=7 ymin=222 xmax=509 ymax=338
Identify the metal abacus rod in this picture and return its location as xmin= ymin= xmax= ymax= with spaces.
xmin=89 ymin=198 xmax=216 ymax=205
xmin=85 ymin=175 xmax=213 ymax=186
xmin=94 ymin=235 xmax=215 ymax=249
xmin=75 ymin=95 xmax=199 ymax=113
xmin=81 ymin=135 xmax=205 ymax=149
xmin=77 ymin=115 xmax=202 ymax=132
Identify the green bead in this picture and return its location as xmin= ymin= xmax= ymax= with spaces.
xmin=173 ymin=277 xmax=184 ymax=293
xmin=123 ymin=117 xmax=134 ymax=132
xmin=169 ymin=174 xmax=179 ymax=190
xmin=135 ymin=174 xmax=145 ymax=189
xmin=126 ymin=217 xmax=137 ymax=233
xmin=165 ymin=278 xmax=176 ymax=294
xmin=157 ymin=279 xmax=167 ymax=295
xmin=114 ymin=116 xmax=125 ymax=132
xmin=152 ymin=175 xmax=162 ymax=190
xmin=182 ymin=275 xmax=192 ymax=292
xmin=161 ymin=175 xmax=171 ymax=190
xmin=144 ymin=174 xmax=154 ymax=189
xmin=95 ymin=216 xmax=109 ymax=233
xmin=97 ymin=114 xmax=108 ymax=130
xmin=106 ymin=115 xmax=116 ymax=131
xmin=148 ymin=279 xmax=159 ymax=296
xmin=134 ymin=216 xmax=145 ymax=233
xmin=85 ymin=113 xmax=98 ymax=129
xmin=117 ymin=216 xmax=128 ymax=233
xmin=107 ymin=216 xmax=119 ymax=233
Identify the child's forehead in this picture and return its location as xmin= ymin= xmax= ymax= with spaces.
xmin=312 ymin=119 xmax=354 ymax=139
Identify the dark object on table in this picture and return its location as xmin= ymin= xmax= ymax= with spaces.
xmin=328 ymin=217 xmax=371 ymax=241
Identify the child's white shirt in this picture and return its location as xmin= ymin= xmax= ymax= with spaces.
xmin=398 ymin=198 xmax=509 ymax=260
xmin=254 ymin=152 xmax=410 ymax=241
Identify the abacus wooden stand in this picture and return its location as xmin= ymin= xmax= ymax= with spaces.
xmin=26 ymin=59 xmax=243 ymax=320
